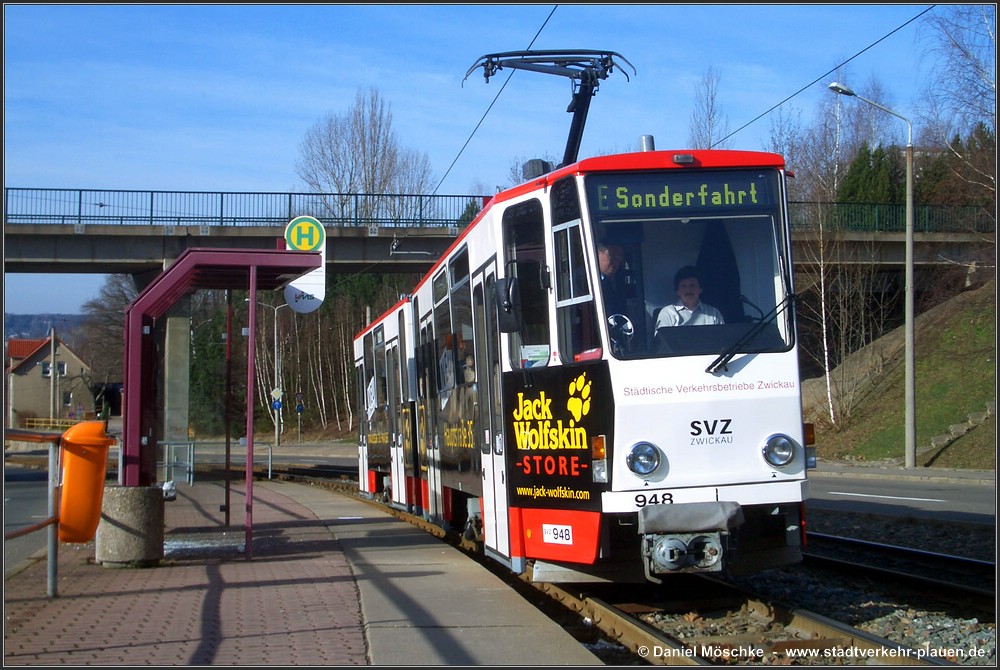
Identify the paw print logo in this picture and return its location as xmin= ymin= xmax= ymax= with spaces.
xmin=566 ymin=373 xmax=592 ymax=423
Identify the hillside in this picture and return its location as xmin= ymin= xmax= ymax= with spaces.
xmin=802 ymin=279 xmax=996 ymax=470
xmin=4 ymin=313 xmax=87 ymax=341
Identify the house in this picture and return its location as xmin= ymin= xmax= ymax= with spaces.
xmin=5 ymin=336 xmax=96 ymax=428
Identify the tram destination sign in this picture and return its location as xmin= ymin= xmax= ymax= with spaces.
xmin=587 ymin=169 xmax=776 ymax=219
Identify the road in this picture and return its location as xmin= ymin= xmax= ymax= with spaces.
xmin=3 ymin=467 xmax=53 ymax=576
xmin=806 ymin=468 xmax=995 ymax=525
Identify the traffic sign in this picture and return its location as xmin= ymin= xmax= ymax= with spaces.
xmin=272 ymin=400 xmax=282 ymax=410
xmin=284 ymin=216 xmax=326 ymax=314
xmin=284 ymin=216 xmax=325 ymax=251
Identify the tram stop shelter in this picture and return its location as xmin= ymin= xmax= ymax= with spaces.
xmin=120 ymin=247 xmax=320 ymax=512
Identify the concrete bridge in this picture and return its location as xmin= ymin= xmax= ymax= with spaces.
xmin=5 ymin=188 xmax=991 ymax=482
xmin=4 ymin=188 xmax=993 ymax=281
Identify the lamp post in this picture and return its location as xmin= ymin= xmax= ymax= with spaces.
xmin=828 ymin=81 xmax=915 ymax=469
xmin=248 ymin=300 xmax=288 ymax=449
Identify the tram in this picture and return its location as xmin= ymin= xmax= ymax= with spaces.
xmin=353 ymin=51 xmax=813 ymax=583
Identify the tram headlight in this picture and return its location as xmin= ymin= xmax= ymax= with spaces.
xmin=626 ymin=442 xmax=661 ymax=477
xmin=762 ymin=434 xmax=796 ymax=467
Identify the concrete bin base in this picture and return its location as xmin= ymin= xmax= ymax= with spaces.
xmin=95 ymin=486 xmax=164 ymax=568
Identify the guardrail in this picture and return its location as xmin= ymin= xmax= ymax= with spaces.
xmin=3 ymin=428 xmax=63 ymax=597
xmin=21 ymin=418 xmax=83 ymax=431
xmin=157 ymin=440 xmax=276 ymax=485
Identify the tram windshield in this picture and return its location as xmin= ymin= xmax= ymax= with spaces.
xmin=578 ymin=168 xmax=793 ymax=361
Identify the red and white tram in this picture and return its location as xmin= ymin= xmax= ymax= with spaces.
xmin=353 ymin=51 xmax=813 ymax=583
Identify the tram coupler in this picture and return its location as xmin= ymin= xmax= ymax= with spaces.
xmin=637 ymin=501 xmax=743 ymax=582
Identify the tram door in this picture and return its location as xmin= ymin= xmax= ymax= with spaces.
xmin=387 ymin=342 xmax=406 ymax=507
xmin=418 ymin=315 xmax=444 ymax=523
xmin=474 ymin=268 xmax=509 ymax=559
xmin=356 ymin=356 xmax=371 ymax=495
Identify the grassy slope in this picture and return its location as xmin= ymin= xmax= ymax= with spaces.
xmin=806 ymin=279 xmax=996 ymax=470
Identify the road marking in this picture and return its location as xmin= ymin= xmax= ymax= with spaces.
xmin=828 ymin=491 xmax=947 ymax=502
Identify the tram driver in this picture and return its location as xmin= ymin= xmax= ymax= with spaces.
xmin=596 ymin=241 xmax=628 ymax=316
xmin=654 ymin=266 xmax=724 ymax=329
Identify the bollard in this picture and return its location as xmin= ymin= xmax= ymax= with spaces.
xmin=58 ymin=421 xmax=116 ymax=543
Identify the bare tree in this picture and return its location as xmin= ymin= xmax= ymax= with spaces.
xmin=918 ymin=5 xmax=996 ymax=219
xmin=782 ymin=68 xmax=897 ymax=429
xmin=78 ymin=274 xmax=138 ymax=382
xmin=849 ymin=77 xmax=901 ymax=149
xmin=766 ymin=106 xmax=807 ymax=200
xmin=296 ymin=86 xmax=434 ymax=224
xmin=282 ymin=87 xmax=438 ymax=437
xmin=502 ymin=153 xmax=560 ymax=189
xmin=688 ymin=66 xmax=732 ymax=149
xmin=920 ymin=4 xmax=996 ymax=138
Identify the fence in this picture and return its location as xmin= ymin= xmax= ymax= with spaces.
xmin=157 ymin=440 xmax=276 ymax=485
xmin=788 ymin=201 xmax=994 ymax=234
xmin=4 ymin=188 xmax=487 ymax=229
xmin=4 ymin=188 xmax=994 ymax=234
xmin=22 ymin=418 xmax=83 ymax=431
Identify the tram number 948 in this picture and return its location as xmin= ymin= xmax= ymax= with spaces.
xmin=542 ymin=524 xmax=573 ymax=545
xmin=634 ymin=492 xmax=675 ymax=507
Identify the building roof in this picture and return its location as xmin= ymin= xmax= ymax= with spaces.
xmin=6 ymin=336 xmax=83 ymax=374
xmin=7 ymin=338 xmax=49 ymax=360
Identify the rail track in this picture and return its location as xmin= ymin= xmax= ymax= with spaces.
xmin=803 ymin=533 xmax=996 ymax=617
xmin=535 ymin=577 xmax=957 ymax=665
xmin=257 ymin=465 xmax=962 ymax=665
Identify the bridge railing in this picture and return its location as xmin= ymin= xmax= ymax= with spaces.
xmin=4 ymin=188 xmax=489 ymax=229
xmin=790 ymin=201 xmax=994 ymax=234
xmin=4 ymin=188 xmax=994 ymax=234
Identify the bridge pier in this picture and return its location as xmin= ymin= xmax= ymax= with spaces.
xmin=162 ymin=298 xmax=191 ymax=478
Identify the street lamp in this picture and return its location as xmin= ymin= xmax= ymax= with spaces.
xmin=247 ymin=299 xmax=289 ymax=449
xmin=828 ymin=81 xmax=916 ymax=469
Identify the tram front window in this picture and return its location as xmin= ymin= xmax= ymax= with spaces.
xmin=584 ymin=169 xmax=793 ymax=361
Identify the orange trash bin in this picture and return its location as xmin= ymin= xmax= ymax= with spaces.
xmin=58 ymin=421 xmax=116 ymax=543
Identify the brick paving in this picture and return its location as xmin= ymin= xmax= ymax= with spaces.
xmin=4 ymin=479 xmax=369 ymax=666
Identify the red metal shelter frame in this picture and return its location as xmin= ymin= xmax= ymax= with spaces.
xmin=121 ymin=248 xmax=320 ymax=556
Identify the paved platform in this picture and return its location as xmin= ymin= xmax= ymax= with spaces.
xmin=3 ymin=478 xmax=601 ymax=666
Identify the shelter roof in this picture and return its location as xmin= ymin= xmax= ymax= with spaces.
xmin=130 ymin=248 xmax=322 ymax=319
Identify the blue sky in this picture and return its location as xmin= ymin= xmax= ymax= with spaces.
xmin=4 ymin=3 xmax=943 ymax=314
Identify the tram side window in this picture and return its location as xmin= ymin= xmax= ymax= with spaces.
xmin=414 ymin=297 xmax=426 ymax=400
xmin=502 ymin=199 xmax=551 ymax=369
xmin=397 ymin=309 xmax=410 ymax=400
xmin=374 ymin=326 xmax=387 ymax=406
xmin=416 ymin=321 xmax=434 ymax=402
xmin=432 ymin=270 xmax=456 ymax=393
xmin=450 ymin=248 xmax=475 ymax=384
xmin=554 ymin=220 xmax=601 ymax=362
xmin=355 ymin=362 xmax=366 ymax=422
xmin=363 ymin=332 xmax=375 ymax=417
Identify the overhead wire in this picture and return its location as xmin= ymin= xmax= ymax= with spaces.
xmin=432 ymin=5 xmax=559 ymax=195
xmin=433 ymin=5 xmax=936 ymax=183
xmin=713 ymin=5 xmax=937 ymax=148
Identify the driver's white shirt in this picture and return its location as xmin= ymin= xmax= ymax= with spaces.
xmin=655 ymin=302 xmax=724 ymax=328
